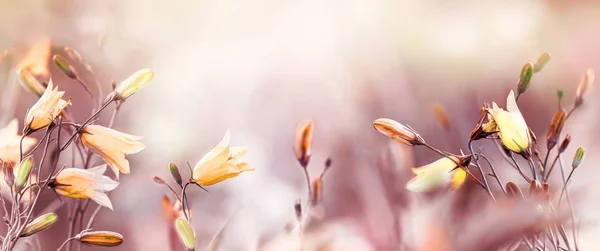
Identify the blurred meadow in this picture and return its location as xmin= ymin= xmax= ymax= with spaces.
xmin=0 ymin=0 xmax=600 ymax=250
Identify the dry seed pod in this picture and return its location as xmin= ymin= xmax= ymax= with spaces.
xmin=559 ymin=134 xmax=571 ymax=153
xmin=470 ymin=107 xmax=495 ymax=140
xmin=15 ymin=156 xmax=33 ymax=193
xmin=3 ymin=162 xmax=14 ymax=188
xmin=310 ymin=177 xmax=323 ymax=206
xmin=175 ymin=218 xmax=195 ymax=251
xmin=546 ymin=109 xmax=566 ymax=150
xmin=20 ymin=213 xmax=57 ymax=237
xmin=533 ymin=52 xmax=551 ymax=73
xmin=52 ymin=55 xmax=78 ymax=79
xmin=169 ymin=163 xmax=183 ymax=187
xmin=575 ymin=69 xmax=595 ymax=107
xmin=529 ymin=180 xmax=543 ymax=196
xmin=505 ymin=182 xmax=524 ymax=200
xmin=294 ymin=119 xmax=314 ymax=168
xmin=432 ymin=104 xmax=450 ymax=131
xmin=517 ymin=62 xmax=534 ymax=96
xmin=373 ymin=118 xmax=424 ymax=146
xmin=77 ymin=231 xmax=123 ymax=247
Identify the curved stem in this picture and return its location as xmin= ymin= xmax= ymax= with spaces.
xmin=477 ymin=153 xmax=507 ymax=195
xmin=57 ymin=237 xmax=77 ymax=251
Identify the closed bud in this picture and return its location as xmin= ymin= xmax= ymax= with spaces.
xmin=546 ymin=109 xmax=566 ymax=150
xmin=506 ymin=182 xmax=524 ymax=200
xmin=64 ymin=47 xmax=83 ymax=62
xmin=152 ymin=176 xmax=166 ymax=185
xmin=15 ymin=157 xmax=33 ymax=193
xmin=3 ymin=162 xmax=14 ymax=188
xmin=572 ymin=147 xmax=585 ymax=169
xmin=533 ymin=52 xmax=551 ymax=73
xmin=175 ymin=218 xmax=195 ymax=251
xmin=373 ymin=118 xmax=424 ymax=146
xmin=76 ymin=231 xmax=123 ymax=247
xmin=294 ymin=119 xmax=314 ymax=168
xmin=18 ymin=69 xmax=46 ymax=97
xmin=517 ymin=62 xmax=534 ymax=95
xmin=559 ymin=134 xmax=571 ymax=153
xmin=310 ymin=177 xmax=323 ymax=206
xmin=53 ymin=55 xmax=78 ymax=79
xmin=113 ymin=68 xmax=154 ymax=100
xmin=432 ymin=104 xmax=450 ymax=131
xmin=294 ymin=199 xmax=302 ymax=221
xmin=21 ymin=212 xmax=57 ymax=237
xmin=575 ymin=69 xmax=595 ymax=107
xmin=529 ymin=180 xmax=543 ymax=196
xmin=542 ymin=182 xmax=550 ymax=200
xmin=169 ymin=163 xmax=183 ymax=186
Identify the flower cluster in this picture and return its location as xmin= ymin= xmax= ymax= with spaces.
xmin=373 ymin=52 xmax=593 ymax=250
xmin=0 ymin=38 xmax=153 ymax=250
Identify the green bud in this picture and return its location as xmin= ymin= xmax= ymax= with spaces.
xmin=533 ymin=52 xmax=551 ymax=73
xmin=18 ymin=69 xmax=46 ymax=97
xmin=152 ymin=176 xmax=166 ymax=185
xmin=76 ymin=231 xmax=123 ymax=247
xmin=113 ymin=68 xmax=154 ymax=100
xmin=175 ymin=218 xmax=195 ymax=251
xmin=53 ymin=54 xmax=78 ymax=79
xmin=572 ymin=147 xmax=585 ymax=169
xmin=21 ymin=212 xmax=57 ymax=237
xmin=169 ymin=163 xmax=183 ymax=186
xmin=517 ymin=62 xmax=534 ymax=96
xmin=15 ymin=157 xmax=33 ymax=193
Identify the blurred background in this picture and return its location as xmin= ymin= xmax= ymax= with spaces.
xmin=0 ymin=0 xmax=599 ymax=250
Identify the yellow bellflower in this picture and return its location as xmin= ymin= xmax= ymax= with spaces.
xmin=80 ymin=125 xmax=145 ymax=179
xmin=51 ymin=165 xmax=118 ymax=210
xmin=0 ymin=119 xmax=37 ymax=163
xmin=487 ymin=90 xmax=531 ymax=153
xmin=192 ymin=130 xmax=254 ymax=186
xmin=24 ymin=80 xmax=71 ymax=132
xmin=406 ymin=156 xmax=467 ymax=192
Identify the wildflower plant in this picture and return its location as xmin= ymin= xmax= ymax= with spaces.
xmin=0 ymin=39 xmax=152 ymax=250
xmin=374 ymin=53 xmax=593 ymax=250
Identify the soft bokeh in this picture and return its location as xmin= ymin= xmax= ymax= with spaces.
xmin=0 ymin=0 xmax=599 ymax=250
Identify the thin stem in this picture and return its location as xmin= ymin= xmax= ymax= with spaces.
xmin=57 ymin=237 xmax=77 ymax=251
xmin=303 ymin=168 xmax=311 ymax=202
xmin=477 ymin=153 xmax=507 ymax=194
xmin=542 ymin=149 xmax=551 ymax=178
xmin=468 ymin=140 xmax=494 ymax=200
xmin=509 ymin=154 xmax=532 ymax=183
xmin=181 ymin=182 xmax=193 ymax=221
xmin=544 ymin=155 xmax=560 ymax=182
xmin=74 ymin=78 xmax=94 ymax=102
xmin=556 ymin=155 xmax=578 ymax=250
xmin=85 ymin=204 xmax=103 ymax=229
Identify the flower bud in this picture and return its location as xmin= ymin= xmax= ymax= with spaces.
xmin=575 ymin=69 xmax=595 ymax=107
xmin=20 ymin=212 xmax=57 ymax=237
xmin=572 ymin=147 xmax=585 ymax=169
xmin=152 ymin=176 xmax=166 ymax=185
xmin=546 ymin=109 xmax=566 ymax=150
xmin=18 ymin=68 xmax=45 ymax=97
xmin=113 ymin=68 xmax=154 ymax=100
xmin=470 ymin=107 xmax=495 ymax=141
xmin=533 ymin=52 xmax=551 ymax=73
xmin=294 ymin=199 xmax=302 ymax=222
xmin=529 ymin=180 xmax=543 ymax=196
xmin=294 ymin=119 xmax=314 ymax=168
xmin=432 ymin=104 xmax=450 ymax=131
xmin=373 ymin=118 xmax=424 ymax=146
xmin=53 ymin=55 xmax=78 ymax=79
xmin=559 ymin=134 xmax=571 ymax=153
xmin=76 ymin=231 xmax=123 ymax=247
xmin=175 ymin=218 xmax=195 ymax=251
xmin=3 ymin=161 xmax=14 ymax=188
xmin=517 ymin=62 xmax=534 ymax=96
xmin=15 ymin=156 xmax=33 ymax=193
xmin=506 ymin=182 xmax=524 ymax=200
xmin=169 ymin=163 xmax=183 ymax=187
xmin=64 ymin=47 xmax=83 ymax=62
xmin=310 ymin=177 xmax=323 ymax=206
